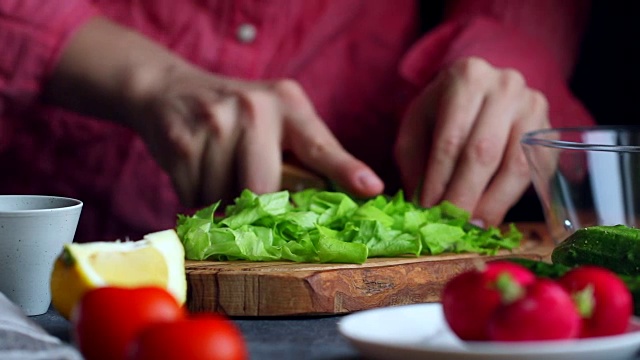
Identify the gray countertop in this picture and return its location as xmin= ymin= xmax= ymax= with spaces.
xmin=31 ymin=308 xmax=363 ymax=360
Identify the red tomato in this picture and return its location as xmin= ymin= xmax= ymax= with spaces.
xmin=128 ymin=314 xmax=248 ymax=360
xmin=442 ymin=260 xmax=535 ymax=340
xmin=72 ymin=287 xmax=185 ymax=360
xmin=558 ymin=266 xmax=633 ymax=337
xmin=488 ymin=278 xmax=581 ymax=341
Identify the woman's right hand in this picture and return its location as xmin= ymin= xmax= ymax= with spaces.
xmin=128 ymin=64 xmax=384 ymax=207
xmin=46 ymin=17 xmax=383 ymax=208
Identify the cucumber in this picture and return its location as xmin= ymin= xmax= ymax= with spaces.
xmin=621 ymin=275 xmax=640 ymax=317
xmin=551 ymin=225 xmax=640 ymax=276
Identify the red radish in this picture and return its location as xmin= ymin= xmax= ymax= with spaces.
xmin=442 ymin=261 xmax=535 ymax=340
xmin=488 ymin=278 xmax=581 ymax=341
xmin=558 ymin=266 xmax=632 ymax=338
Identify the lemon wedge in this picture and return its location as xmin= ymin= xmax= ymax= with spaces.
xmin=50 ymin=229 xmax=187 ymax=319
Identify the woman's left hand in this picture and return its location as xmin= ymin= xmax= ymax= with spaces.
xmin=394 ymin=57 xmax=550 ymax=225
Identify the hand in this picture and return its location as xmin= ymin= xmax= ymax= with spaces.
xmin=45 ymin=17 xmax=383 ymax=208
xmin=130 ymin=64 xmax=384 ymax=207
xmin=394 ymin=57 xmax=550 ymax=225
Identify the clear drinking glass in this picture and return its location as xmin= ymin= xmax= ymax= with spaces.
xmin=521 ymin=126 xmax=640 ymax=244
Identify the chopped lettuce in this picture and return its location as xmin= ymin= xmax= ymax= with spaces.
xmin=176 ymin=189 xmax=522 ymax=264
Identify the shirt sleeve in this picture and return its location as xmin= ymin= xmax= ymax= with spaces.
xmin=400 ymin=0 xmax=594 ymax=127
xmin=0 ymin=0 xmax=100 ymax=108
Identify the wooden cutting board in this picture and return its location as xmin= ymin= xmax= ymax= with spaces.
xmin=185 ymin=222 xmax=553 ymax=316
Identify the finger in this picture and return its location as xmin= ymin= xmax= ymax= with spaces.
xmin=395 ymin=77 xmax=440 ymax=200
xmin=274 ymin=80 xmax=384 ymax=197
xmin=473 ymin=90 xmax=550 ymax=225
xmin=236 ymin=89 xmax=284 ymax=194
xmin=439 ymin=69 xmax=526 ymax=213
xmin=289 ymin=113 xmax=383 ymax=197
xmin=158 ymin=99 xmax=208 ymax=207
xmin=197 ymin=95 xmax=242 ymax=205
xmin=418 ymin=60 xmax=489 ymax=207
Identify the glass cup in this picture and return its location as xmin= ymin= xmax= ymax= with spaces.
xmin=521 ymin=126 xmax=640 ymax=244
xmin=0 ymin=195 xmax=82 ymax=315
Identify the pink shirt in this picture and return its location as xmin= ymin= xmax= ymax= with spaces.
xmin=0 ymin=0 xmax=593 ymax=242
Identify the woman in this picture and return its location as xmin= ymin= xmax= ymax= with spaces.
xmin=0 ymin=0 xmax=593 ymax=241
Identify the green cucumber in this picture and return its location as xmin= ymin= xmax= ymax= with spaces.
xmin=551 ymin=225 xmax=640 ymax=276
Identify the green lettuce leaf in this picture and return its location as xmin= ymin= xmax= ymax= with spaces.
xmin=176 ymin=189 xmax=523 ymax=264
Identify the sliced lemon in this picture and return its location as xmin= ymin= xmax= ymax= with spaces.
xmin=50 ymin=229 xmax=187 ymax=319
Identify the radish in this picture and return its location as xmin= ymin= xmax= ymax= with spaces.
xmin=487 ymin=278 xmax=581 ymax=341
xmin=558 ymin=266 xmax=633 ymax=338
xmin=442 ymin=260 xmax=535 ymax=340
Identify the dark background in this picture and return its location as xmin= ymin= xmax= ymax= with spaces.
xmin=571 ymin=1 xmax=640 ymax=127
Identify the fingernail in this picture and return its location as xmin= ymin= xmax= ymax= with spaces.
xmin=470 ymin=218 xmax=486 ymax=228
xmin=356 ymin=171 xmax=383 ymax=191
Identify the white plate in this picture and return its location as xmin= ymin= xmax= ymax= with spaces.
xmin=338 ymin=303 xmax=640 ymax=360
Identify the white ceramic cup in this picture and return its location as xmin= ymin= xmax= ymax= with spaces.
xmin=0 ymin=195 xmax=82 ymax=316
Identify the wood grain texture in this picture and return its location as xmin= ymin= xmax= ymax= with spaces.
xmin=185 ymin=222 xmax=553 ymax=316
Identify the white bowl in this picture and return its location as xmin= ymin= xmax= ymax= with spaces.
xmin=0 ymin=195 xmax=82 ymax=315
